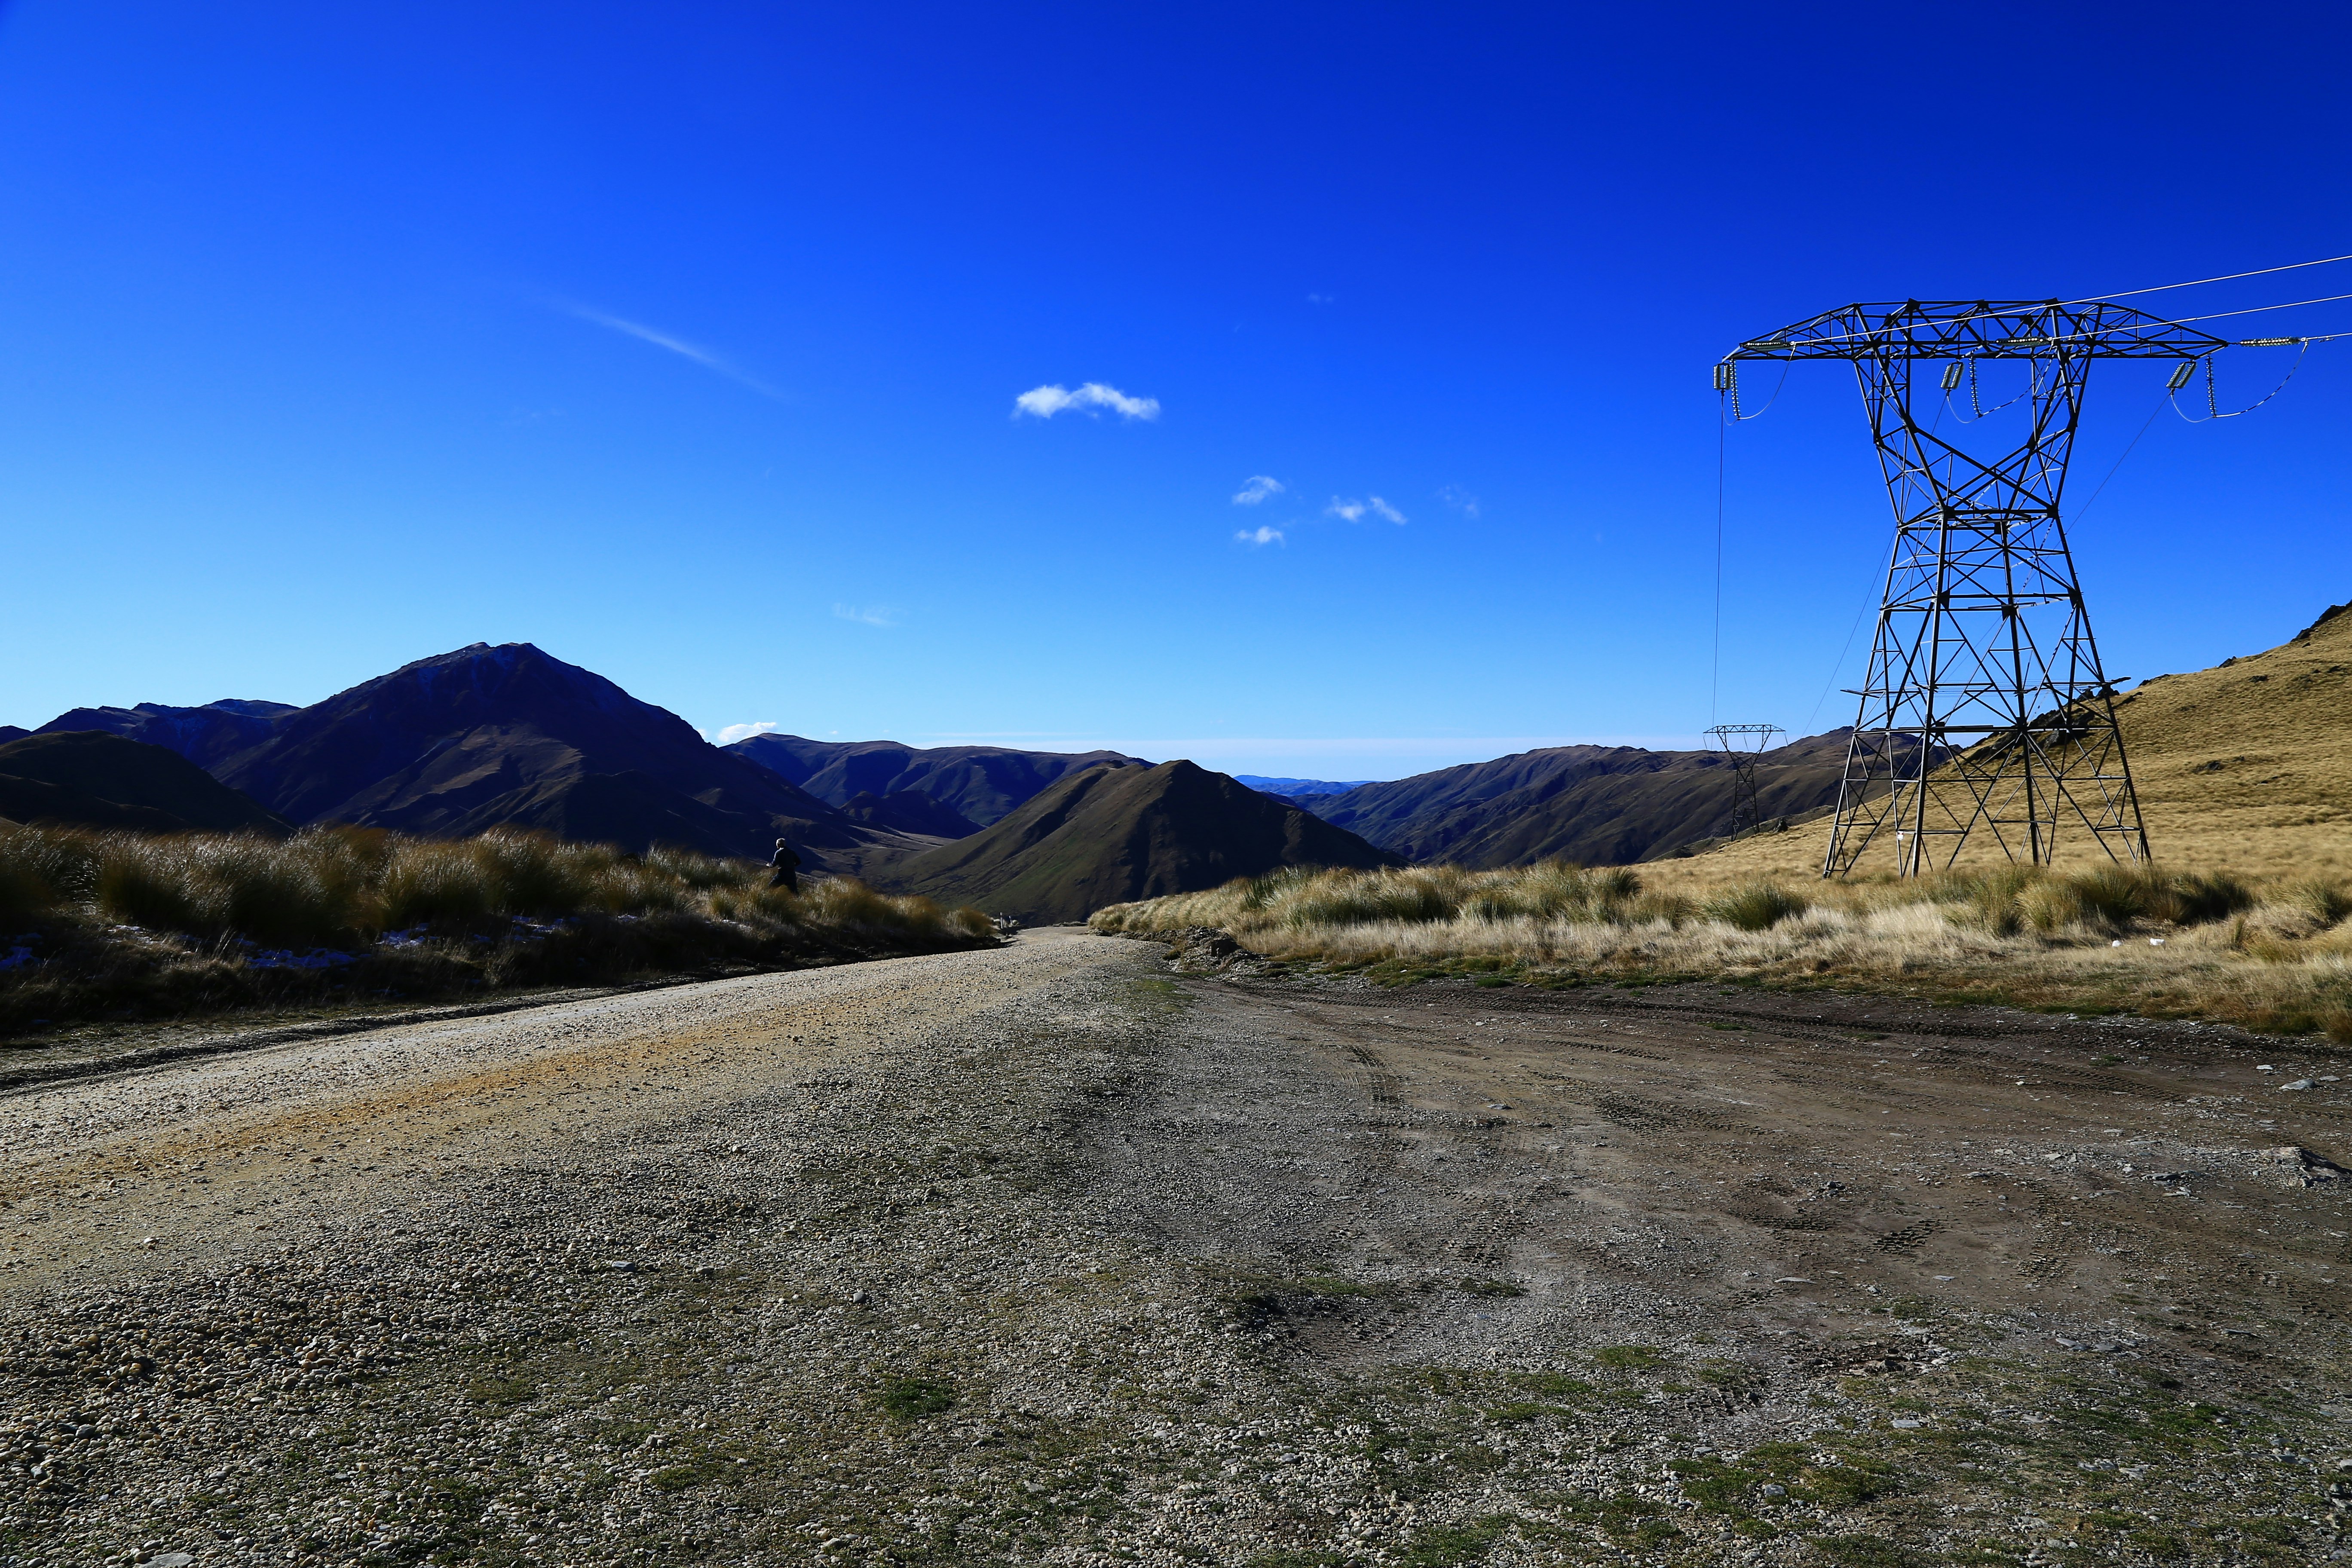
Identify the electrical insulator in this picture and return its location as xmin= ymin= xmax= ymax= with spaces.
xmin=1940 ymin=362 xmax=1966 ymax=392
xmin=2166 ymin=361 xmax=2199 ymax=392
xmin=1713 ymin=363 xmax=1735 ymax=392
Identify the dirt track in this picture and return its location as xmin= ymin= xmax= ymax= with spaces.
xmin=3 ymin=930 xmax=2348 ymax=1566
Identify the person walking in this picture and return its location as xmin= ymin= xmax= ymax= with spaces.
xmin=767 ymin=837 xmax=802 ymax=894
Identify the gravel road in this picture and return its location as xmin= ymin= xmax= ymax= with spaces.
xmin=3 ymin=930 xmax=2347 ymax=1567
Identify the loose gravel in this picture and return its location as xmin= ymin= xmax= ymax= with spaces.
xmin=2 ymin=930 xmax=2347 ymax=1566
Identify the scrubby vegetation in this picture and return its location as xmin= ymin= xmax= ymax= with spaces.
xmin=1092 ymin=861 xmax=2352 ymax=1041
xmin=0 ymin=824 xmax=997 ymax=1037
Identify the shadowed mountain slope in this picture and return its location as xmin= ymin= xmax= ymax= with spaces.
xmin=729 ymin=734 xmax=1147 ymax=826
xmin=840 ymin=790 xmax=983 ymax=839
xmin=193 ymin=643 xmax=883 ymax=864
xmin=879 ymin=760 xmax=1403 ymax=924
xmin=1300 ymin=733 xmax=1886 ymax=868
xmin=0 ymin=732 xmax=291 ymax=834
xmin=35 ymin=699 xmax=299 ymax=770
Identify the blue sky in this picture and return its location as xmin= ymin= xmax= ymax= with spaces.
xmin=3 ymin=2 xmax=2346 ymax=780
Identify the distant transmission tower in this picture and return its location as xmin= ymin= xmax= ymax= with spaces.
xmin=1718 ymin=300 xmax=2226 ymax=877
xmin=1704 ymin=723 xmax=1783 ymax=838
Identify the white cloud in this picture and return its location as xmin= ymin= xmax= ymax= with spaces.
xmin=1234 ymin=526 xmax=1285 ymax=546
xmin=1232 ymin=475 xmax=1284 ymax=505
xmin=1307 ymin=292 xmax=1335 ymax=305
xmin=1438 ymin=485 xmax=1481 ymax=518
xmin=715 ymin=721 xmax=781 ymax=745
xmin=558 ymin=302 xmax=780 ymax=398
xmin=833 ymin=603 xmax=900 ymax=628
xmin=1013 ymin=381 xmax=1161 ymax=420
xmin=1326 ymin=495 xmax=1404 ymax=524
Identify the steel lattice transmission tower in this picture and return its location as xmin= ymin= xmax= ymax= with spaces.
xmin=1719 ymin=300 xmax=2226 ymax=878
xmin=1704 ymin=723 xmax=1784 ymax=838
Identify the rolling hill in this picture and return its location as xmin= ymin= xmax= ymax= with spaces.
xmin=0 ymin=731 xmax=291 ymax=835
xmin=879 ymin=760 xmax=1403 ymax=923
xmin=729 ymin=734 xmax=1147 ymax=826
xmin=1655 ymin=596 xmax=2352 ymax=890
xmin=1298 ymin=732 xmax=1914 ymax=867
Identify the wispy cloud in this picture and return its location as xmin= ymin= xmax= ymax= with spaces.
xmin=715 ymin=720 xmax=781 ymax=745
xmin=1013 ymin=382 xmax=1161 ymax=420
xmin=1326 ymin=495 xmax=1407 ymax=524
xmin=1306 ymin=292 xmax=1335 ymax=305
xmin=559 ymin=303 xmax=780 ymax=398
xmin=1438 ymin=485 xmax=1481 ymax=519
xmin=1232 ymin=475 xmax=1284 ymax=505
xmin=1234 ymin=525 xmax=1285 ymax=547
xmin=833 ymin=603 xmax=900 ymax=628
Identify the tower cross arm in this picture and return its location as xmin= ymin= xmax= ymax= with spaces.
xmin=1721 ymin=300 xmax=2230 ymax=363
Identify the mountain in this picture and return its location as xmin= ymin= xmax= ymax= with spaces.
xmin=1299 ymin=732 xmax=1890 ymax=868
xmin=34 ymin=699 xmax=299 ymax=770
xmin=1668 ymin=596 xmax=2352 ymax=886
xmin=1233 ymin=775 xmax=1376 ymax=797
xmin=0 ymin=727 xmax=26 ymax=746
xmin=0 ymin=731 xmax=291 ymax=835
xmin=879 ymin=760 xmax=1403 ymax=924
xmin=729 ymin=734 xmax=1148 ymax=826
xmin=193 ymin=643 xmax=891 ymax=865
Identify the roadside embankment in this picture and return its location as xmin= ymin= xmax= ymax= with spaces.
xmin=0 ymin=824 xmax=996 ymax=1039
xmin=1091 ymin=861 xmax=2352 ymax=1040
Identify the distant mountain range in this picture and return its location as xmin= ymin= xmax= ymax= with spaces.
xmin=12 ymin=598 xmax=2342 ymax=917
xmin=728 ymin=734 xmax=1147 ymax=827
xmin=3 ymin=643 xmax=1400 ymax=921
xmin=1231 ymin=775 xmax=1375 ymax=798
xmin=1294 ymin=732 xmax=1893 ymax=867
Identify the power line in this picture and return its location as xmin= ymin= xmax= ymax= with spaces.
xmin=2078 ymin=251 xmax=2352 ymax=303
xmin=2166 ymin=290 xmax=2352 ymax=326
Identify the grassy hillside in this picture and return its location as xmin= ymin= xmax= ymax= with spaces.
xmin=1646 ymin=597 xmax=2352 ymax=895
xmin=882 ymin=760 xmax=1402 ymax=923
xmin=0 ymin=731 xmax=291 ymax=835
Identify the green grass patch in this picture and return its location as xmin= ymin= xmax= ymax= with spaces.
xmin=873 ymin=1374 xmax=957 ymax=1420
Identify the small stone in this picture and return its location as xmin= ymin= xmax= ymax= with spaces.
xmin=852 ymin=1289 xmax=871 ymax=1305
xmin=1761 ymin=1483 xmax=1786 ymax=1497
xmin=2282 ymin=1079 xmax=2316 ymax=1091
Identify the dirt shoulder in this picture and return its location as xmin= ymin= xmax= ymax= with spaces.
xmin=2 ymin=932 xmax=2346 ymax=1566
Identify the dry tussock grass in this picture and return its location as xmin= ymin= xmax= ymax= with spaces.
xmin=1093 ymin=861 xmax=2352 ymax=1042
xmin=0 ymin=824 xmax=995 ymax=1034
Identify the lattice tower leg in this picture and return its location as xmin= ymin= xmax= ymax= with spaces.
xmin=1820 ymin=352 xmax=2152 ymax=878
